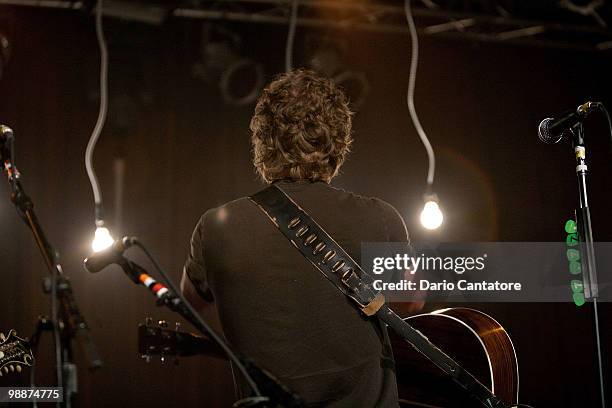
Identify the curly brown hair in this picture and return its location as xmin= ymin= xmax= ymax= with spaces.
xmin=250 ymin=69 xmax=353 ymax=183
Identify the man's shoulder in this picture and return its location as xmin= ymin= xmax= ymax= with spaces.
xmin=199 ymin=196 xmax=253 ymax=228
xmin=328 ymin=185 xmax=402 ymax=219
xmin=326 ymin=186 xmax=408 ymax=242
xmin=198 ymin=184 xmax=406 ymax=239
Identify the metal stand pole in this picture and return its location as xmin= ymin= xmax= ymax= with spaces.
xmin=571 ymin=122 xmax=605 ymax=408
xmin=1 ymin=158 xmax=102 ymax=407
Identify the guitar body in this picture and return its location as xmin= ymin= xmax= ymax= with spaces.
xmin=139 ymin=307 xmax=519 ymax=407
xmin=390 ymin=308 xmax=519 ymax=408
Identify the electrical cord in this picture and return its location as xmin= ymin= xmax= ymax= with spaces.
xmin=3 ymin=133 xmax=27 ymax=224
xmin=131 ymin=239 xmax=264 ymax=400
xmin=601 ymin=104 xmax=612 ymax=148
xmin=592 ymin=298 xmax=606 ymax=408
xmin=30 ymin=353 xmax=38 ymax=408
xmin=50 ymin=265 xmax=61 ymax=407
xmin=404 ymin=0 xmax=436 ymax=187
xmin=85 ymin=0 xmax=109 ymax=223
xmin=8 ymin=131 xmax=15 ymax=191
xmin=594 ymin=104 xmax=609 ymax=408
xmin=285 ymin=0 xmax=298 ymax=72
xmin=6 ymin=134 xmax=26 ymax=224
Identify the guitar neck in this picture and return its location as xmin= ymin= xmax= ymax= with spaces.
xmin=138 ymin=323 xmax=227 ymax=361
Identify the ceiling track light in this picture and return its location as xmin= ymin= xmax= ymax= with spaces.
xmin=193 ymin=24 xmax=264 ymax=106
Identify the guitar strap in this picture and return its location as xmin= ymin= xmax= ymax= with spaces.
xmin=248 ymin=184 xmax=386 ymax=317
xmin=248 ymin=183 xmax=398 ymax=395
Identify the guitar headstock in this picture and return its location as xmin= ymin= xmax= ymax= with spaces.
xmin=138 ymin=318 xmax=182 ymax=364
xmin=0 ymin=330 xmax=34 ymax=376
xmin=138 ymin=318 xmax=225 ymax=364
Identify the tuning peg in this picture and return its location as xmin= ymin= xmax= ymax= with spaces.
xmin=158 ymin=320 xmax=168 ymax=328
xmin=160 ymin=355 xmax=166 ymax=364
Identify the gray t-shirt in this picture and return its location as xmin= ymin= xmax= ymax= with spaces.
xmin=185 ymin=180 xmax=409 ymax=407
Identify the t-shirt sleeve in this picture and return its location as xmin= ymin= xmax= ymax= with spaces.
xmin=184 ymin=213 xmax=214 ymax=302
xmin=374 ymin=198 xmax=411 ymax=244
xmin=375 ymin=199 xmax=415 ymax=282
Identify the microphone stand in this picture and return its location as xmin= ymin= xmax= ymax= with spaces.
xmin=570 ymin=122 xmax=605 ymax=408
xmin=1 ymin=157 xmax=102 ymax=407
xmin=111 ymin=256 xmax=303 ymax=408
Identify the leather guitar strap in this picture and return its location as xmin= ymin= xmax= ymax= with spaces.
xmin=249 ymin=184 xmax=386 ymax=317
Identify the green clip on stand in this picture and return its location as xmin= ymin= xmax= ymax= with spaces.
xmin=565 ymin=219 xmax=585 ymax=306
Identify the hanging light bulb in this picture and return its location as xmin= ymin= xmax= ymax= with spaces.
xmin=91 ymin=224 xmax=114 ymax=253
xmin=420 ymin=194 xmax=443 ymax=230
xmin=87 ymin=2 xmax=114 ymax=255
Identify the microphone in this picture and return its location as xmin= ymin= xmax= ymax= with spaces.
xmin=84 ymin=236 xmax=136 ymax=273
xmin=538 ymin=101 xmax=603 ymax=144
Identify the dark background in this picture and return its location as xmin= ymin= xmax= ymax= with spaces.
xmin=0 ymin=6 xmax=611 ymax=408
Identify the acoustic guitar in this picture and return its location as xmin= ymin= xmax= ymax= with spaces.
xmin=138 ymin=308 xmax=519 ymax=408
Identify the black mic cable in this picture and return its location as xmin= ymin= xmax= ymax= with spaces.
xmin=602 ymin=105 xmax=612 ymax=153
xmin=0 ymin=124 xmax=17 ymax=191
xmin=128 ymin=239 xmax=267 ymax=403
xmin=84 ymin=237 xmax=279 ymax=405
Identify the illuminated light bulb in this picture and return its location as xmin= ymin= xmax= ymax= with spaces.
xmin=420 ymin=199 xmax=443 ymax=230
xmin=92 ymin=226 xmax=114 ymax=252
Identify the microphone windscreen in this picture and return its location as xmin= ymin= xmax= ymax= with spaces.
xmin=538 ymin=118 xmax=563 ymax=144
xmin=83 ymin=237 xmax=136 ymax=273
xmin=84 ymin=246 xmax=116 ymax=273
